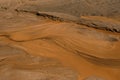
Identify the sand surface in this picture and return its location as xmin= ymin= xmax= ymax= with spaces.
xmin=0 ymin=0 xmax=120 ymax=80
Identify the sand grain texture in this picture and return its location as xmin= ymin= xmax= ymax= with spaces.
xmin=0 ymin=0 xmax=120 ymax=80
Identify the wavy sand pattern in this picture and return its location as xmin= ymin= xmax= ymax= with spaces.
xmin=0 ymin=0 xmax=120 ymax=80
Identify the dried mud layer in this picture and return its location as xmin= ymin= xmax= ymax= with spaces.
xmin=0 ymin=0 xmax=120 ymax=80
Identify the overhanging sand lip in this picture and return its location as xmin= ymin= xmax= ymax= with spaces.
xmin=0 ymin=21 xmax=119 ymax=60
xmin=14 ymin=9 xmax=120 ymax=33
xmin=36 ymin=11 xmax=80 ymax=21
xmin=14 ymin=0 xmax=120 ymax=17
xmin=0 ymin=0 xmax=120 ymax=80
xmin=79 ymin=16 xmax=120 ymax=33
xmin=0 ymin=10 xmax=119 ymax=61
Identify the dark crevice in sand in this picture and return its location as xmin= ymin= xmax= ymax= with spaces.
xmin=15 ymin=9 xmax=66 ymax=22
xmin=15 ymin=9 xmax=120 ymax=33
xmin=0 ymin=0 xmax=120 ymax=79
xmin=0 ymin=6 xmax=8 ymax=10
xmin=77 ymin=19 xmax=120 ymax=33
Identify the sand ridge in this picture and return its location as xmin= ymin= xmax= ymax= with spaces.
xmin=0 ymin=0 xmax=120 ymax=80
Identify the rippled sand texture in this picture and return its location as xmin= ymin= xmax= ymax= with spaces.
xmin=0 ymin=0 xmax=120 ymax=80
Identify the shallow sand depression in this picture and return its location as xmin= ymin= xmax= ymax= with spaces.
xmin=0 ymin=0 xmax=120 ymax=80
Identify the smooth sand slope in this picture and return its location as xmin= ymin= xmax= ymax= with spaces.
xmin=0 ymin=0 xmax=120 ymax=80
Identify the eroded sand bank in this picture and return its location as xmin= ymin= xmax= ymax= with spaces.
xmin=0 ymin=0 xmax=120 ymax=80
